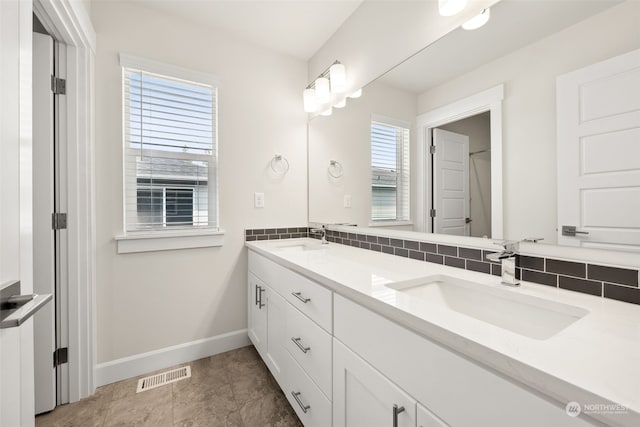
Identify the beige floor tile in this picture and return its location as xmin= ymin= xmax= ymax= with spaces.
xmin=173 ymin=385 xmax=241 ymax=426
xmin=239 ymin=391 xmax=302 ymax=427
xmin=35 ymin=385 xmax=113 ymax=427
xmin=103 ymin=385 xmax=172 ymax=427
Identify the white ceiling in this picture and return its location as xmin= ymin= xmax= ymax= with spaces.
xmin=121 ymin=0 xmax=364 ymax=60
xmin=379 ymin=0 xmax=623 ymax=94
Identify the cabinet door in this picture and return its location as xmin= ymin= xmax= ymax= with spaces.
xmin=265 ymin=285 xmax=287 ymax=385
xmin=248 ymin=273 xmax=267 ymax=355
xmin=333 ymin=339 xmax=416 ymax=427
xmin=418 ymin=403 xmax=448 ymax=427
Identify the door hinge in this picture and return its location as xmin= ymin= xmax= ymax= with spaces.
xmin=52 ymin=212 xmax=67 ymax=230
xmin=53 ymin=348 xmax=68 ymax=367
xmin=429 ymin=145 xmax=436 ymax=155
xmin=430 ymin=209 xmax=436 ymax=218
xmin=51 ymin=76 xmax=66 ymax=95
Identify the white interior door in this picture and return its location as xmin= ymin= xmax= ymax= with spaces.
xmin=1 ymin=0 xmax=35 ymax=426
xmin=33 ymin=31 xmax=57 ymax=414
xmin=433 ymin=129 xmax=470 ymax=236
xmin=557 ymin=48 xmax=640 ymax=250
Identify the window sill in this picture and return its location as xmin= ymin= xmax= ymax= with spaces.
xmin=368 ymin=221 xmax=414 ymax=228
xmin=115 ymin=229 xmax=225 ymax=254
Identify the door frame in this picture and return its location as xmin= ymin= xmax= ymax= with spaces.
xmin=416 ymin=84 xmax=504 ymax=239
xmin=32 ymin=0 xmax=96 ymax=402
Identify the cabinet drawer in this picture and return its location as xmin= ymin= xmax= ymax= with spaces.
xmin=249 ymin=251 xmax=332 ymax=332
xmin=285 ymin=302 xmax=332 ymax=399
xmin=284 ymin=352 xmax=332 ymax=427
xmin=334 ymin=294 xmax=598 ymax=427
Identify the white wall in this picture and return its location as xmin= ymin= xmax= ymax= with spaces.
xmin=439 ymin=112 xmax=491 ymax=237
xmin=309 ymin=0 xmax=498 ymax=96
xmin=92 ymin=1 xmax=307 ymax=364
xmin=418 ymin=1 xmax=640 ymax=243
xmin=309 ymin=80 xmax=416 ymax=227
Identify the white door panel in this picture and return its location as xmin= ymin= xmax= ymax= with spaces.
xmin=433 ymin=129 xmax=469 ymax=236
xmin=33 ymin=31 xmax=57 ymax=415
xmin=557 ymin=48 xmax=640 ymax=249
xmin=1 ymin=0 xmax=36 ymax=425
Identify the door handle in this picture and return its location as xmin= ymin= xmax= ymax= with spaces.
xmin=562 ymin=225 xmax=589 ymax=237
xmin=1 ymin=293 xmax=52 ymax=329
xmin=393 ymin=404 xmax=405 ymax=427
xmin=254 ymin=284 xmax=259 ymax=306
xmin=291 ymin=337 xmax=310 ymax=353
xmin=291 ymin=391 xmax=310 ymax=413
xmin=291 ymin=292 xmax=310 ymax=303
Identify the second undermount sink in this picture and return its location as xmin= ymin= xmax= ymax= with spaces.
xmin=385 ymin=275 xmax=589 ymax=340
xmin=276 ymin=241 xmax=327 ymax=252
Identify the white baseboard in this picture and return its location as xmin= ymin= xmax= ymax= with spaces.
xmin=94 ymin=329 xmax=250 ymax=387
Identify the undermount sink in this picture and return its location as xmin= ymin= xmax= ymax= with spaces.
xmin=276 ymin=241 xmax=327 ymax=251
xmin=385 ymin=275 xmax=589 ymax=340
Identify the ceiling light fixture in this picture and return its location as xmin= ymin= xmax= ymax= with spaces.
xmin=438 ymin=0 xmax=467 ymax=17
xmin=462 ymin=8 xmax=490 ymax=30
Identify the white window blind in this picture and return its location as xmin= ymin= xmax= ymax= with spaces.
xmin=123 ymin=63 xmax=217 ymax=232
xmin=371 ymin=119 xmax=410 ymax=222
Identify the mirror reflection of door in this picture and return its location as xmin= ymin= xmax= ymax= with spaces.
xmin=432 ymin=112 xmax=491 ymax=238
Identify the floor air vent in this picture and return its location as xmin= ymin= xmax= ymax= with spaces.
xmin=136 ymin=366 xmax=191 ymax=393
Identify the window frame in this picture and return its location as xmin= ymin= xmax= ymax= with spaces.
xmin=370 ymin=114 xmax=412 ymax=226
xmin=116 ymin=54 xmax=224 ymax=253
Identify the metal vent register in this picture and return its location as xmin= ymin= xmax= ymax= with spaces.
xmin=136 ymin=366 xmax=191 ymax=393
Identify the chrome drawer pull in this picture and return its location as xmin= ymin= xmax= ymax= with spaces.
xmin=291 ymin=337 xmax=310 ymax=353
xmin=292 ymin=292 xmax=311 ymax=303
xmin=258 ymin=286 xmax=265 ymax=308
xmin=393 ymin=404 xmax=405 ymax=427
xmin=254 ymin=284 xmax=259 ymax=306
xmin=291 ymin=391 xmax=310 ymax=413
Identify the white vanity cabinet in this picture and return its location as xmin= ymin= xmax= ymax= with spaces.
xmin=247 ymin=272 xmax=267 ymax=355
xmin=334 ymin=294 xmax=599 ymax=427
xmin=248 ymin=251 xmax=333 ymax=427
xmin=247 ymin=272 xmax=287 ymax=382
xmin=333 ymin=338 xmax=417 ymax=427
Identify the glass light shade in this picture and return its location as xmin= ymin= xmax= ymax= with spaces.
xmin=462 ymin=8 xmax=490 ymax=30
xmin=303 ymin=88 xmax=318 ymax=113
xmin=438 ymin=0 xmax=467 ymax=17
xmin=334 ymin=98 xmax=346 ymax=108
xmin=347 ymin=88 xmax=362 ymax=99
xmin=329 ymin=63 xmax=346 ymax=93
xmin=320 ymin=107 xmax=333 ymax=116
xmin=315 ymin=77 xmax=330 ymax=103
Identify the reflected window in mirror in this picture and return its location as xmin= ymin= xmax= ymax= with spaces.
xmin=371 ymin=117 xmax=410 ymax=223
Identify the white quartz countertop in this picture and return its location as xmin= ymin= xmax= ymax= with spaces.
xmin=246 ymin=238 xmax=640 ymax=426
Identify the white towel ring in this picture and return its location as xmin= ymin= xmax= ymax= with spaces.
xmin=270 ymin=154 xmax=290 ymax=175
xmin=328 ymin=160 xmax=343 ymax=178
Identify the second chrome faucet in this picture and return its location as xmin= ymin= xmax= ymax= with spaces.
xmin=486 ymin=241 xmax=520 ymax=286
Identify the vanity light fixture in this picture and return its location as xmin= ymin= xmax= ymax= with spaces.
xmin=334 ymin=98 xmax=346 ymax=108
xmin=347 ymin=88 xmax=362 ymax=98
xmin=329 ymin=62 xmax=346 ymax=93
xmin=462 ymin=8 xmax=490 ymax=30
xmin=315 ymin=76 xmax=330 ymax=104
xmin=303 ymin=88 xmax=318 ymax=113
xmin=438 ymin=0 xmax=467 ymax=17
xmin=320 ymin=107 xmax=333 ymax=116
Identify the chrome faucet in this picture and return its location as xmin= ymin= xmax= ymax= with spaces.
xmin=309 ymin=225 xmax=329 ymax=244
xmin=486 ymin=240 xmax=520 ymax=287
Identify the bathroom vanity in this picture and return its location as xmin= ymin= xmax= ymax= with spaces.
xmin=246 ymin=238 xmax=639 ymax=427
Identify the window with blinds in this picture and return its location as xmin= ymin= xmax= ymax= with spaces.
xmin=371 ymin=119 xmax=410 ymax=222
xmin=122 ymin=61 xmax=217 ymax=233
